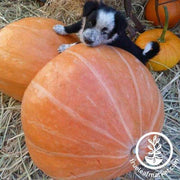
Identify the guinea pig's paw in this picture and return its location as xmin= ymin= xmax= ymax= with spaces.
xmin=58 ymin=44 xmax=71 ymax=53
xmin=53 ymin=24 xmax=67 ymax=35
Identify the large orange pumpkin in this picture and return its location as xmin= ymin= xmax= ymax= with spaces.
xmin=0 ymin=17 xmax=77 ymax=101
xmin=145 ymin=0 xmax=180 ymax=28
xmin=22 ymin=44 xmax=164 ymax=180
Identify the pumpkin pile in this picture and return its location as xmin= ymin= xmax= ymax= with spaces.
xmin=0 ymin=16 xmax=165 ymax=179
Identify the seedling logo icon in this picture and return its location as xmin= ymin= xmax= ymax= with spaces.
xmin=136 ymin=132 xmax=173 ymax=170
xmin=145 ymin=135 xmax=163 ymax=166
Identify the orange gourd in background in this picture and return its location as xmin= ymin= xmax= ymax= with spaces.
xmin=137 ymin=6 xmax=180 ymax=71
xmin=136 ymin=29 xmax=180 ymax=71
xmin=0 ymin=17 xmax=78 ymax=101
xmin=145 ymin=0 xmax=180 ymax=28
xmin=21 ymin=44 xmax=164 ymax=180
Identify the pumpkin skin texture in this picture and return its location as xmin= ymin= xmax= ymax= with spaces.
xmin=135 ymin=29 xmax=180 ymax=71
xmin=0 ymin=17 xmax=78 ymax=101
xmin=22 ymin=44 xmax=164 ymax=180
xmin=145 ymin=0 xmax=180 ymax=28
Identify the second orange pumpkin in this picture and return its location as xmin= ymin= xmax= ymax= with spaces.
xmin=0 ymin=17 xmax=78 ymax=101
xmin=145 ymin=0 xmax=180 ymax=28
xmin=135 ymin=29 xmax=180 ymax=71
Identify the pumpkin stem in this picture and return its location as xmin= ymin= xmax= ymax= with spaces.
xmin=158 ymin=6 xmax=169 ymax=43
xmin=155 ymin=0 xmax=163 ymax=27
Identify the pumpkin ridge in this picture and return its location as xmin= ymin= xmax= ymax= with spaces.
xmin=167 ymin=41 xmax=180 ymax=62
xmin=28 ymin=136 xmax=131 ymax=180
xmin=31 ymin=81 xmax=128 ymax=148
xmin=139 ymin=67 xmax=153 ymax=131
xmin=44 ymin=56 xmax=127 ymax=139
xmin=111 ymin=47 xmax=143 ymax=138
xmin=105 ymin=159 xmax=132 ymax=180
xmin=26 ymin=136 xmax=128 ymax=159
xmin=25 ymin=119 xmax=121 ymax=152
xmin=150 ymin=90 xmax=164 ymax=131
xmin=0 ymin=77 xmax=27 ymax=87
xmin=2 ymin=26 xmax=61 ymax=48
xmin=24 ymin=120 xmax=82 ymax=143
xmin=9 ymin=24 xmax=48 ymax=33
xmin=0 ymin=47 xmax=46 ymax=70
xmin=94 ymin=47 xmax=147 ymax=138
xmin=0 ymin=47 xmax=26 ymax=61
xmin=66 ymin=49 xmax=135 ymax=145
xmin=28 ymin=138 xmax=130 ymax=179
xmin=65 ymin=164 xmax=124 ymax=180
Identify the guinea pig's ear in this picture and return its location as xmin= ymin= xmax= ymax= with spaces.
xmin=83 ymin=1 xmax=99 ymax=17
xmin=115 ymin=12 xmax=128 ymax=35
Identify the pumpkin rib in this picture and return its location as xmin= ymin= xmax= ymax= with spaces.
xmin=28 ymin=138 xmax=130 ymax=180
xmin=54 ymin=60 xmax=126 ymax=140
xmin=150 ymin=91 xmax=164 ymax=131
xmin=111 ymin=47 xmax=143 ymax=137
xmin=25 ymin=120 xmax=128 ymax=155
xmin=94 ymin=47 xmax=144 ymax=137
xmin=106 ymin=160 xmax=131 ymax=180
xmin=106 ymin=168 xmax=122 ymax=180
xmin=70 ymin=50 xmax=134 ymax=141
xmin=0 ymin=75 xmax=27 ymax=86
xmin=9 ymin=24 xmax=53 ymax=39
xmin=26 ymin=56 xmax=132 ymax=151
xmin=26 ymin=136 xmax=128 ymax=159
xmin=10 ymin=24 xmax=53 ymax=32
xmin=65 ymin=158 xmax=133 ymax=180
xmin=31 ymin=81 xmax=128 ymax=148
xmin=140 ymin=67 xmax=153 ymax=131
xmin=9 ymin=23 xmax=73 ymax=47
xmin=167 ymin=41 xmax=180 ymax=65
xmin=25 ymin=120 xmax=82 ymax=143
xmin=66 ymin=49 xmax=135 ymax=145
xmin=66 ymin=164 xmax=124 ymax=180
xmin=138 ymin=63 xmax=163 ymax=131
xmin=91 ymin=47 xmax=149 ymax=140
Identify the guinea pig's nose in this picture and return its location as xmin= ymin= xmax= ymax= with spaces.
xmin=84 ymin=37 xmax=93 ymax=45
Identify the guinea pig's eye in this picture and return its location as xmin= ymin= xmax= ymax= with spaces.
xmin=87 ymin=21 xmax=93 ymax=27
xmin=102 ymin=27 xmax=108 ymax=34
xmin=91 ymin=19 xmax=96 ymax=26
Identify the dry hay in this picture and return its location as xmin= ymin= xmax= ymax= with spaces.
xmin=42 ymin=0 xmax=126 ymax=24
xmin=42 ymin=0 xmax=147 ymax=24
xmin=0 ymin=0 xmax=180 ymax=180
